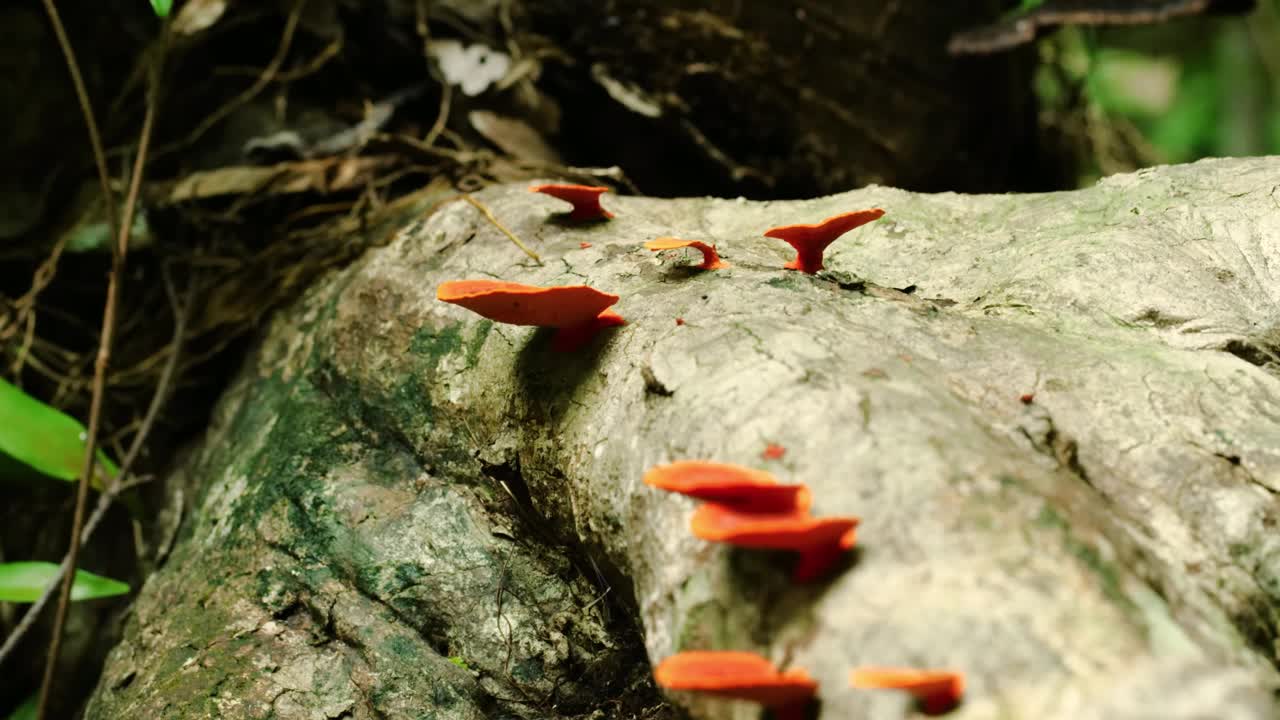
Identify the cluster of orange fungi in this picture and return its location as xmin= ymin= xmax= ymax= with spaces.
xmin=644 ymin=460 xmax=963 ymax=716
xmin=643 ymin=460 xmax=853 ymax=582
xmin=435 ymin=184 xmax=885 ymax=352
xmin=436 ymin=185 xmax=959 ymax=715
xmin=654 ymin=651 xmax=964 ymax=719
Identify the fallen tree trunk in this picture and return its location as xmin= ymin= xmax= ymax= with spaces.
xmin=88 ymin=157 xmax=1279 ymax=719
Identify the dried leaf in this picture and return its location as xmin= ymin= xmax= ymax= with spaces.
xmin=171 ymin=0 xmax=227 ymax=34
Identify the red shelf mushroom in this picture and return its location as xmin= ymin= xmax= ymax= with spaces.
xmin=850 ymin=667 xmax=965 ymax=715
xmin=644 ymin=460 xmax=810 ymax=513
xmin=529 ymin=183 xmax=614 ymax=222
xmin=654 ymin=651 xmax=817 ymax=720
xmin=691 ymin=503 xmax=858 ymax=582
xmin=436 ymin=279 xmax=625 ymax=352
xmin=764 ymin=208 xmax=885 ymax=274
xmin=644 ymin=237 xmax=728 ymax=270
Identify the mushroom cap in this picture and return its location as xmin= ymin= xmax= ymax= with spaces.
xmin=644 ymin=237 xmax=702 ymax=252
xmin=529 ymin=183 xmax=614 ymax=220
xmin=850 ymin=667 xmax=965 ymax=714
xmin=644 ymin=460 xmax=810 ymax=513
xmin=690 ymin=502 xmax=858 ymax=550
xmin=764 ymin=208 xmax=885 ymax=252
xmin=529 ymin=183 xmax=610 ymax=201
xmin=437 ymin=280 xmax=620 ymax=328
xmin=654 ymin=651 xmax=817 ymax=708
xmin=644 ymin=237 xmax=727 ymax=270
xmin=764 ymin=208 xmax=885 ymax=246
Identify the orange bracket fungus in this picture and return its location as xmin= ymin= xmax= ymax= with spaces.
xmin=529 ymin=183 xmax=614 ymax=222
xmin=644 ymin=237 xmax=727 ymax=270
xmin=436 ymin=279 xmax=625 ymax=352
xmin=762 ymin=443 xmax=786 ymax=460
xmin=644 ymin=460 xmax=810 ymax=513
xmin=654 ymin=651 xmax=817 ymax=720
xmin=691 ymin=503 xmax=858 ymax=583
xmin=764 ymin=208 xmax=885 ymax=274
xmin=850 ymin=667 xmax=965 ymax=715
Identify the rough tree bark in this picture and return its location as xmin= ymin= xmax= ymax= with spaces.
xmin=3 ymin=2 xmax=1070 ymax=714
xmin=88 ymin=157 xmax=1278 ymax=719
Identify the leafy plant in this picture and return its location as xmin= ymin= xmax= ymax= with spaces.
xmin=0 ymin=562 xmax=129 ymax=603
xmin=0 ymin=378 xmax=117 ymax=486
xmin=149 ymin=0 xmax=173 ymax=18
xmin=1083 ymin=14 xmax=1280 ymax=163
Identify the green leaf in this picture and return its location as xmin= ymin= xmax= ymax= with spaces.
xmin=0 ymin=562 xmax=130 ymax=603
xmin=6 ymin=694 xmax=36 ymax=720
xmin=149 ymin=0 xmax=173 ymax=17
xmin=65 ymin=211 xmax=150 ymax=254
xmin=0 ymin=377 xmax=117 ymax=486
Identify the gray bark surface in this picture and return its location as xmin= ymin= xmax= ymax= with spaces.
xmin=89 ymin=157 xmax=1279 ymax=719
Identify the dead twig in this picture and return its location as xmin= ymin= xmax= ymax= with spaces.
xmin=5 ymin=265 xmax=190 ymax=677
xmin=0 ymin=476 xmax=146 ymax=672
xmin=38 ymin=0 xmax=118 ymax=242
xmin=6 ymin=236 xmax=69 ymax=375
xmin=371 ymin=131 xmax=481 ymax=164
xmin=461 ymin=194 xmax=541 ymax=264
xmin=216 ymin=34 xmax=341 ymax=82
xmin=36 ymin=16 xmax=170 ymax=719
xmin=23 ymin=0 xmax=118 ymax=392
xmin=414 ymin=7 xmax=453 ymax=150
xmin=155 ymin=0 xmax=306 ymax=158
xmin=424 ymin=79 xmax=453 ymax=150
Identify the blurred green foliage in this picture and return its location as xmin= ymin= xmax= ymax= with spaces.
xmin=5 ymin=695 xmax=35 ymax=720
xmin=1037 ymin=1 xmax=1280 ymax=177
